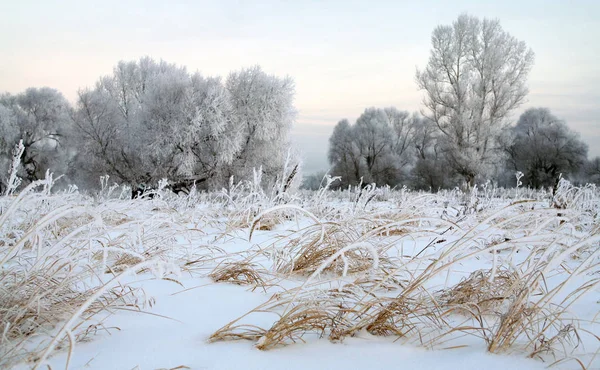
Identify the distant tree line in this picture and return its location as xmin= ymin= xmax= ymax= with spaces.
xmin=0 ymin=58 xmax=298 ymax=193
xmin=318 ymin=14 xmax=596 ymax=191
xmin=321 ymin=106 xmax=593 ymax=191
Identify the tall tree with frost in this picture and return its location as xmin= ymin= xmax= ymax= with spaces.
xmin=417 ymin=14 xmax=534 ymax=186
xmin=177 ymin=73 xmax=241 ymax=186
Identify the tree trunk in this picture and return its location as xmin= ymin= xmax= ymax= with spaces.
xmin=466 ymin=173 xmax=475 ymax=189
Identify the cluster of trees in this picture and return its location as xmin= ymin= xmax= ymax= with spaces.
xmin=324 ymin=14 xmax=596 ymax=191
xmin=325 ymin=106 xmax=594 ymax=190
xmin=0 ymin=58 xmax=298 ymax=192
xmin=327 ymin=108 xmax=436 ymax=188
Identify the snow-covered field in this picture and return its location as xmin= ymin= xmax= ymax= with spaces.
xmin=2 ymin=177 xmax=600 ymax=370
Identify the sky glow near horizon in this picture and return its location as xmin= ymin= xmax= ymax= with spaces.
xmin=1 ymin=0 xmax=598 ymax=173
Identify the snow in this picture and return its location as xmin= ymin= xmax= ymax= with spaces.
xmin=22 ymin=276 xmax=545 ymax=370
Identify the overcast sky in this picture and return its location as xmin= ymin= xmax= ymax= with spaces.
xmin=1 ymin=0 xmax=598 ymax=174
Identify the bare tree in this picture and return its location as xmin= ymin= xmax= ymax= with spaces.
xmin=70 ymin=86 xmax=128 ymax=186
xmin=417 ymin=14 xmax=534 ymax=186
xmin=72 ymin=58 xmax=212 ymax=187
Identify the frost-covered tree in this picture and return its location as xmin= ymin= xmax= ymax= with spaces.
xmin=72 ymin=58 xmax=191 ymax=186
xmin=385 ymin=108 xmax=416 ymax=164
xmin=417 ymin=14 xmax=535 ymax=186
xmin=219 ymin=66 xmax=297 ymax=187
xmin=409 ymin=116 xmax=457 ymax=190
xmin=505 ymin=108 xmax=588 ymax=188
xmin=328 ymin=119 xmax=363 ymax=187
xmin=584 ymin=157 xmax=600 ymax=185
xmin=0 ymin=88 xmax=71 ymax=190
xmin=70 ymin=86 xmax=125 ymax=186
xmin=72 ymin=58 xmax=296 ymax=190
xmin=328 ymin=107 xmax=423 ymax=187
xmin=177 ymin=74 xmax=240 ymax=186
xmin=353 ymin=108 xmax=397 ymax=185
xmin=412 ymin=115 xmax=438 ymax=161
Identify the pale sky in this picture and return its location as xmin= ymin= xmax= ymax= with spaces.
xmin=1 ymin=0 xmax=599 ymax=174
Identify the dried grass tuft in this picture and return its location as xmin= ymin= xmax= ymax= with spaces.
xmin=210 ymin=262 xmax=266 ymax=287
xmin=106 ymin=253 xmax=145 ymax=273
xmin=438 ymin=269 xmax=522 ymax=313
xmin=254 ymin=304 xmax=344 ymax=350
xmin=274 ymin=225 xmax=380 ymax=277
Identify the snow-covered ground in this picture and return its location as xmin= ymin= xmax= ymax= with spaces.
xmin=25 ymin=276 xmax=546 ymax=370
xmin=3 ymin=178 xmax=600 ymax=369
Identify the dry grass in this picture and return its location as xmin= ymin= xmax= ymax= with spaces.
xmin=208 ymin=183 xmax=600 ymax=368
xmin=275 ymin=226 xmax=380 ymax=276
xmin=210 ymin=261 xmax=266 ymax=288
xmin=208 ymin=281 xmax=441 ymax=349
xmin=254 ymin=304 xmax=343 ymax=349
xmin=0 ymin=247 xmax=146 ymax=368
xmin=438 ymin=268 xmax=522 ymax=314
xmin=3 ymin=170 xmax=599 ymax=369
xmin=0 ymin=177 xmax=184 ymax=369
xmin=105 ymin=253 xmax=145 ymax=273
xmin=208 ymin=285 xmax=358 ymax=348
